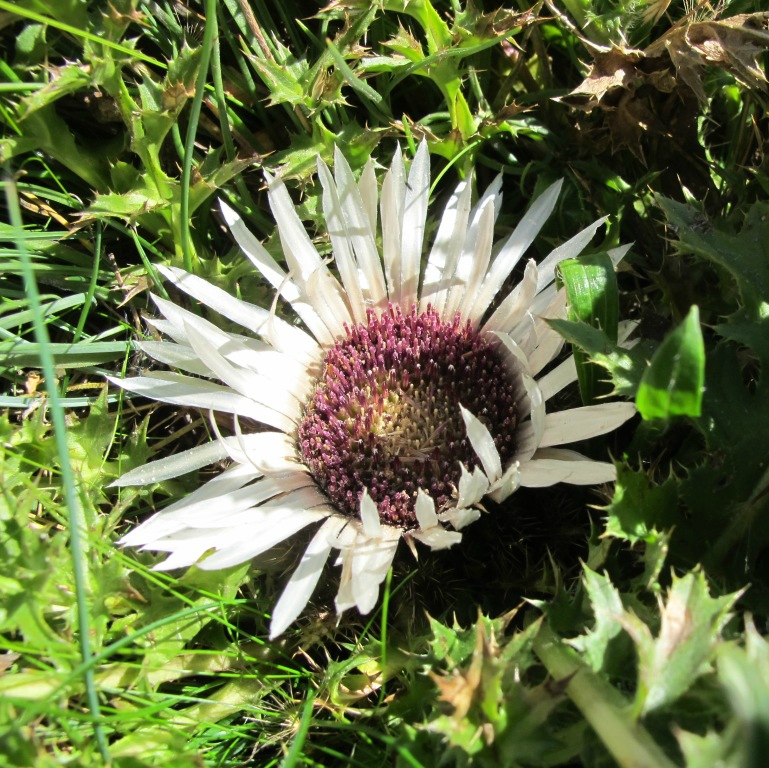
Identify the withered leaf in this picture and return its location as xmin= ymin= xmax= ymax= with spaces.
xmin=569 ymin=46 xmax=644 ymax=103
xmin=647 ymin=13 xmax=769 ymax=102
xmin=564 ymin=12 xmax=768 ymax=160
xmin=430 ymin=620 xmax=493 ymax=721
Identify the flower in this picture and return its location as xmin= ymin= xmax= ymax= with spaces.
xmin=111 ymin=142 xmax=636 ymax=638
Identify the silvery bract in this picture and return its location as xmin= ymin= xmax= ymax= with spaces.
xmin=111 ymin=142 xmax=636 ymax=638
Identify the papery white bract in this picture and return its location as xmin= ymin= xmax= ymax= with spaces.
xmin=112 ymin=142 xmax=636 ymax=638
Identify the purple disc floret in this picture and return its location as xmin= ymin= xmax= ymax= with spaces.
xmin=298 ymin=304 xmax=519 ymax=527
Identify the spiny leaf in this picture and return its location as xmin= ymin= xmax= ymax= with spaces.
xmin=645 ymin=14 xmax=769 ymax=103
xmin=567 ymin=566 xmax=624 ymax=672
xmin=674 ymin=727 xmax=739 ymax=768
xmin=619 ymin=570 xmax=741 ymax=715
xmin=252 ymin=57 xmax=307 ymax=106
xmin=327 ymin=38 xmax=383 ymax=105
xmin=16 ymin=64 xmax=92 ymax=119
xmin=657 ymin=197 xmax=769 ymax=361
xmin=603 ymin=465 xmax=678 ymax=545
xmin=427 ymin=615 xmax=559 ymax=764
xmin=15 ymin=22 xmax=47 ymax=61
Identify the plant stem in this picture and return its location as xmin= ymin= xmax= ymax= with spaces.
xmin=533 ymin=622 xmax=678 ymax=768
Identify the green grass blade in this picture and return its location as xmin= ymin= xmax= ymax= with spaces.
xmin=0 ymin=1 xmax=165 ymax=68
xmin=180 ymin=0 xmax=218 ymax=271
xmin=4 ymin=171 xmax=110 ymax=762
xmin=279 ymin=688 xmax=316 ymax=768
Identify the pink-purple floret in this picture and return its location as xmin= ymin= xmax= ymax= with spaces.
xmin=298 ymin=305 xmax=519 ymax=528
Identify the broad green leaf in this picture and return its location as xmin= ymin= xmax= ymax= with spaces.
xmin=675 ymin=728 xmax=739 ymax=768
xmin=558 ymin=253 xmax=619 ymax=404
xmin=0 ymin=669 xmax=62 ymax=699
xmin=83 ymin=190 xmax=167 ymax=222
xmin=358 ymin=55 xmax=416 ymax=72
xmin=658 ymin=198 xmax=769 ymax=376
xmin=428 ymin=615 xmax=487 ymax=665
xmin=67 ymin=389 xmax=122 ymax=487
xmin=548 ymin=318 xmax=614 ymax=355
xmin=4 ymin=106 xmax=110 ymax=189
xmin=384 ymin=26 xmax=427 ymax=61
xmin=16 ymin=63 xmax=91 ymax=119
xmin=15 ymin=22 xmax=47 ymax=61
xmin=636 ymin=305 xmax=705 ymax=420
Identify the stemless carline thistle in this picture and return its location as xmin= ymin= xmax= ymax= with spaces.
xmin=111 ymin=142 xmax=636 ymax=638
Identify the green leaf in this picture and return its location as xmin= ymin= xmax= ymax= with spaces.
xmin=4 ymin=106 xmax=110 ymax=189
xmin=533 ymin=622 xmax=679 ymax=768
xmin=567 ymin=566 xmax=624 ymax=672
xmin=716 ymin=631 xmax=769 ymax=767
xmin=603 ymin=465 xmax=678 ymax=545
xmin=82 ymin=190 xmax=167 ymax=222
xmin=251 ymin=57 xmax=307 ymax=107
xmin=657 ymin=198 xmax=769 ymax=367
xmin=358 ymin=55 xmax=415 ymax=73
xmin=15 ymin=22 xmax=47 ymax=61
xmin=428 ymin=614 xmax=485 ymax=666
xmin=327 ymin=39 xmax=383 ymax=104
xmin=0 ymin=293 xmax=87 ymax=331
xmin=427 ymin=615 xmax=561 ymax=765
xmin=557 ymin=253 xmax=619 ymax=404
xmin=619 ymin=570 xmax=740 ymax=715
xmin=657 ymin=198 xmax=769 ymax=328
xmin=636 ymin=305 xmax=705 ymax=420
xmin=675 ymin=728 xmax=738 ymax=768
xmin=265 ymin=121 xmax=381 ymax=182
xmin=548 ymin=317 xmax=649 ymax=397
xmin=16 ymin=64 xmax=92 ymax=120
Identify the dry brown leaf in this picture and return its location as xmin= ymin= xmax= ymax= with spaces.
xmin=646 ymin=12 xmax=769 ymax=102
xmin=640 ymin=0 xmax=673 ymax=28
xmin=564 ymin=12 xmax=769 ymax=161
xmin=568 ymin=46 xmax=644 ymax=103
xmin=0 ymin=652 xmax=20 ymax=675
xmin=430 ymin=621 xmax=498 ymax=725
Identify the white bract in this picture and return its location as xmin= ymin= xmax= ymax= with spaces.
xmin=112 ymin=142 xmax=636 ymax=638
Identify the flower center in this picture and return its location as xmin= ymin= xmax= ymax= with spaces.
xmin=297 ymin=305 xmax=519 ymax=528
